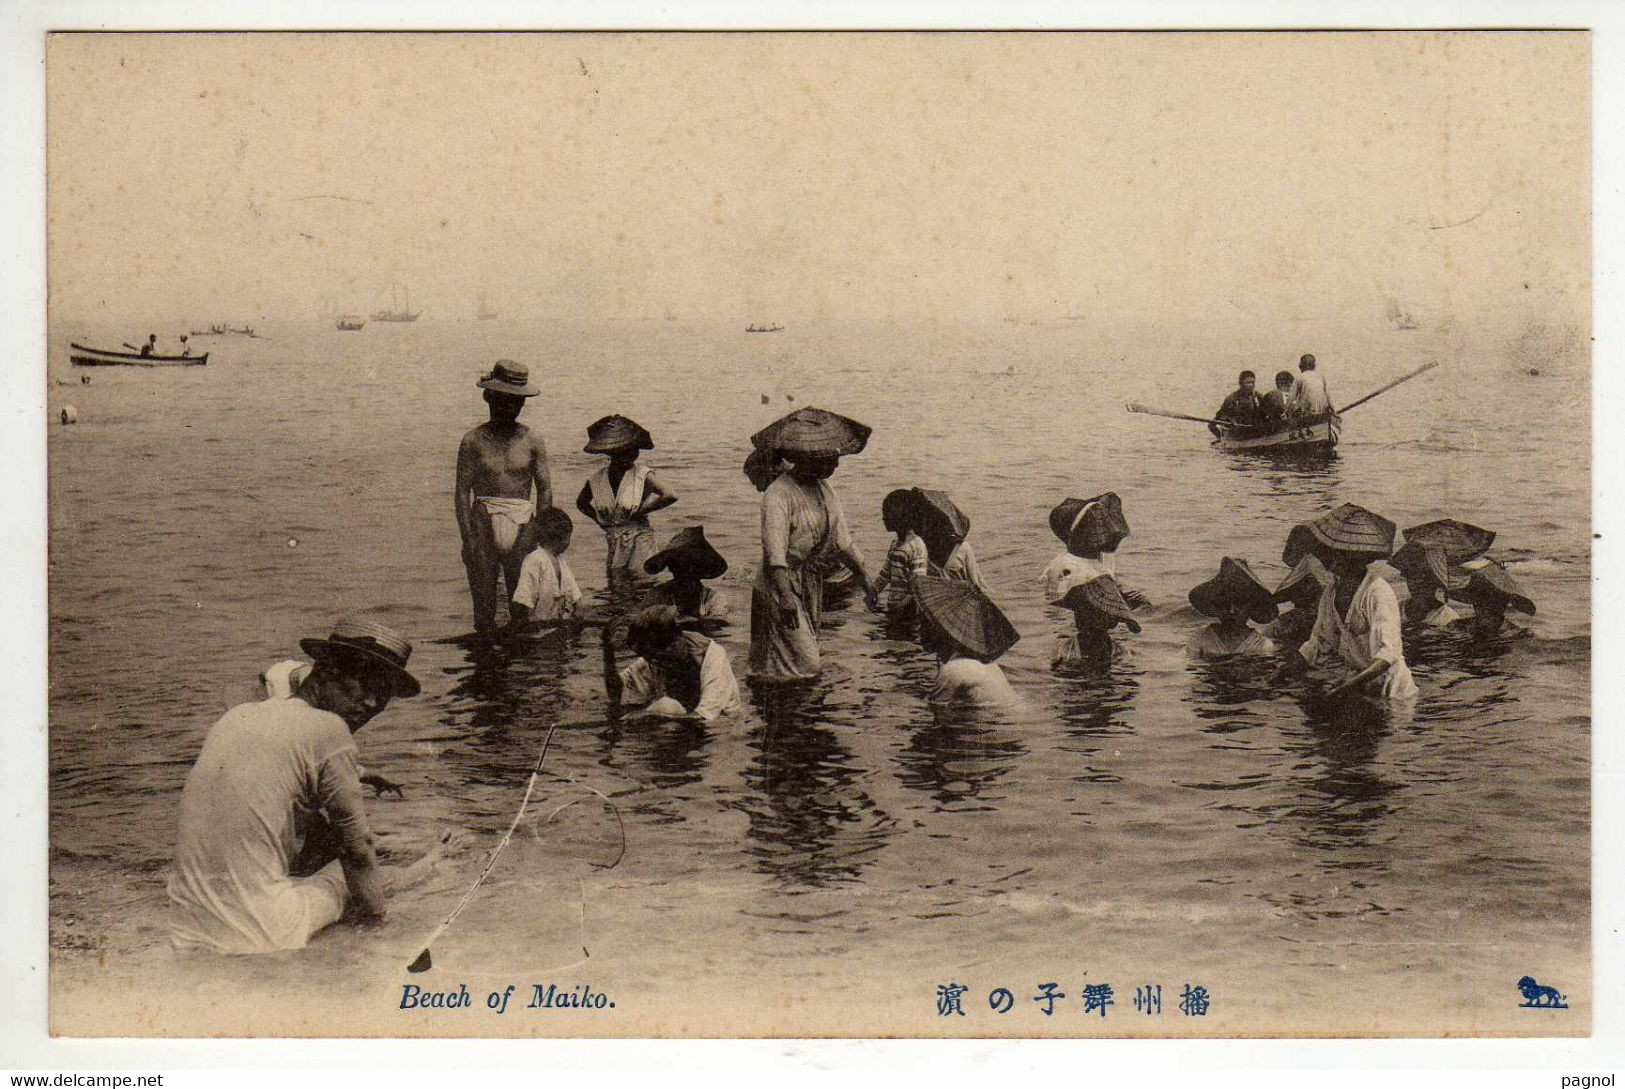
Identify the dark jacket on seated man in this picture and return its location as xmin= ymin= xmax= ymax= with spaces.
xmin=1209 ymin=371 xmax=1264 ymax=436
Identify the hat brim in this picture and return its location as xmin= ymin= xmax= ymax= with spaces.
xmin=1189 ymin=581 xmax=1279 ymax=625
xmin=644 ymin=547 xmax=728 ymax=580
xmin=478 ymin=377 xmax=540 ymax=397
xmin=299 ymin=638 xmax=421 ymax=697
xmin=584 ymin=434 xmax=653 ymax=454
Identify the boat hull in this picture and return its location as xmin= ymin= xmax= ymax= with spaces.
xmin=1214 ymin=414 xmax=1341 ymax=453
xmin=69 ymin=343 xmax=207 ymax=367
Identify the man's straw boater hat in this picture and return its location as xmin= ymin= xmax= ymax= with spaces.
xmin=1058 ymin=575 xmax=1142 ymax=634
xmin=644 ymin=526 xmax=729 ymax=580
xmin=477 ymin=359 xmax=540 ymax=397
xmin=1049 ymin=493 xmax=1130 ymax=555
xmin=584 ymin=414 xmax=654 ymax=454
xmin=1282 ymin=503 xmax=1396 ymax=565
xmin=1188 ymin=557 xmax=1279 ymax=625
xmin=300 ymin=617 xmax=421 ymax=697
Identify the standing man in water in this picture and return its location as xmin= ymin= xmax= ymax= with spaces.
xmin=456 ymin=360 xmax=554 ymax=634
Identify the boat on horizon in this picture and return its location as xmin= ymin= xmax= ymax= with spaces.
xmin=746 ymin=323 xmax=784 ymax=333
xmin=189 ymin=324 xmax=256 ymax=337
xmin=476 ymin=295 xmax=498 ymax=321
xmin=373 ymin=283 xmax=420 ymax=323
xmin=1386 ymin=299 xmax=1420 ymax=331
xmin=70 ymin=342 xmax=208 ymax=368
xmin=336 ymin=315 xmax=366 ymax=331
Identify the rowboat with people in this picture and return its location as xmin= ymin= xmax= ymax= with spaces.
xmin=69 ymin=343 xmax=208 ymax=367
xmin=1126 ymin=361 xmax=1436 ymax=456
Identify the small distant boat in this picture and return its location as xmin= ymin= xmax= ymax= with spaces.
xmin=189 ymin=324 xmax=256 ymax=337
xmin=746 ymin=323 xmax=784 ymax=334
xmin=373 ymin=283 xmax=420 ymax=323
xmin=336 ymin=315 xmax=366 ymax=331
xmin=475 ymin=297 xmax=499 ymax=321
xmin=1213 ymin=414 xmax=1341 ymax=454
xmin=70 ymin=342 xmax=207 ymax=367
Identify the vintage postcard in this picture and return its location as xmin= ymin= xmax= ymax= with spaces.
xmin=45 ymin=30 xmax=1589 ymax=1038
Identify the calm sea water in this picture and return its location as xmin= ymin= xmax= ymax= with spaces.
xmin=47 ymin=316 xmax=1589 ymax=1036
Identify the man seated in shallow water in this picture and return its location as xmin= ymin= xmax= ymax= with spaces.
xmin=168 ymin=619 xmax=439 ymax=954
xmin=455 ymin=361 xmax=554 ymax=634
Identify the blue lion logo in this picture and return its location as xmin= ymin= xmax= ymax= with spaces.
xmin=1517 ymin=976 xmax=1567 ymax=1009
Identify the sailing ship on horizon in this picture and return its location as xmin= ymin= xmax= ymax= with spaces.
xmin=373 ymin=283 xmax=420 ymax=323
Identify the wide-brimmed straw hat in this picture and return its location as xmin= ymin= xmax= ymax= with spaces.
xmin=912 ymin=488 xmax=970 ymax=549
xmin=1400 ymin=519 xmax=1496 ymax=564
xmin=299 ymin=617 xmax=421 ymax=698
xmin=1391 ymin=541 xmax=1467 ymax=594
xmin=1271 ymin=554 xmax=1334 ymax=605
xmin=1049 ymin=493 xmax=1130 ymax=555
xmin=1189 ymin=557 xmax=1279 ymax=624
xmin=1058 ymin=575 xmax=1142 ymax=634
xmin=476 ymin=359 xmax=540 ymax=397
xmin=913 ymin=576 xmax=1021 ymax=662
xmin=584 ymin=414 xmax=653 ymax=454
xmin=1458 ymin=561 xmax=1536 ymax=615
xmin=1282 ymin=504 xmax=1396 ymax=564
xmin=643 ymin=525 xmax=728 ymax=579
xmin=750 ymin=407 xmax=871 ymax=457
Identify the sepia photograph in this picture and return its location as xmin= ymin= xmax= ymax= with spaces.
xmin=42 ymin=29 xmax=1590 ymax=1038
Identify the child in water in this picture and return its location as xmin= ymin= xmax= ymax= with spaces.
xmin=912 ymin=576 xmax=1021 ymax=707
xmin=1453 ymin=560 xmax=1536 ymax=640
xmin=510 ymin=507 xmax=584 ymax=627
xmin=872 ymin=489 xmax=927 ymax=613
xmin=1185 ymin=557 xmax=1278 ymax=661
xmin=642 ymin=526 xmax=731 ymax=628
xmin=1053 ymin=574 xmax=1142 ymax=669
xmin=1042 ymin=492 xmax=1148 ymax=609
xmin=603 ymin=605 xmax=742 ymax=722
xmin=577 ymin=414 xmax=678 ymax=579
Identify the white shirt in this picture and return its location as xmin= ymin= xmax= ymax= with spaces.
xmin=512 ymin=548 xmax=583 ymax=619
xmin=168 ymin=699 xmax=365 ymax=953
xmin=930 ymin=656 xmax=1020 ymax=706
xmin=1042 ymin=550 xmax=1114 ymax=605
xmin=1299 ymin=561 xmax=1418 ymax=699
xmin=1291 ymin=371 xmax=1331 ymax=415
xmin=619 ymin=638 xmax=742 ymax=721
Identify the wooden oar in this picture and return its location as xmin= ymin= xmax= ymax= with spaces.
xmin=1125 ymin=402 xmax=1228 ymax=427
xmin=1335 ymin=361 xmax=1439 ymax=415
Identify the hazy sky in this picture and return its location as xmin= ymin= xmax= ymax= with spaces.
xmin=47 ymin=32 xmax=1588 ymax=331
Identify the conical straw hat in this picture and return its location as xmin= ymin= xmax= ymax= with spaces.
xmin=1048 ymin=493 xmax=1129 ymax=554
xmin=750 ymin=407 xmax=871 ymax=457
xmin=643 ymin=525 xmax=729 ymax=579
xmin=584 ymin=414 xmax=653 ymax=454
xmin=1272 ymin=554 xmax=1334 ymax=604
xmin=912 ymin=576 xmax=1021 ymax=662
xmin=1400 ymin=519 xmax=1495 ymax=564
xmin=1458 ymin=561 xmax=1536 ymax=615
xmin=1391 ymin=541 xmax=1467 ymax=593
xmin=1057 ymin=574 xmax=1143 ymax=634
xmin=1295 ymin=503 xmax=1396 ymax=559
xmin=1188 ymin=557 xmax=1278 ymax=624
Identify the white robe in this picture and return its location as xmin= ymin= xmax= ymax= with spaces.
xmin=1299 ymin=561 xmax=1418 ymax=700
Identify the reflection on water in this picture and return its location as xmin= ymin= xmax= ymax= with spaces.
xmin=894 ymin=710 xmax=1028 ymax=812
xmin=737 ymin=682 xmax=897 ymax=888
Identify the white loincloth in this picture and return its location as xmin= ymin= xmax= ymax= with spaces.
xmin=475 ymin=496 xmax=536 ymax=553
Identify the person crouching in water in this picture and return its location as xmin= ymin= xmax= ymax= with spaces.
xmin=642 ymin=525 xmax=731 ymax=629
xmin=911 ymin=575 xmax=1021 ymax=706
xmin=1264 ymin=554 xmax=1333 ymax=657
xmin=1391 ymin=542 xmax=1468 ymax=628
xmin=1453 ymin=561 xmax=1536 ymax=640
xmin=1041 ymin=492 xmax=1149 ymax=610
xmin=577 ymin=414 xmax=678 ymax=582
xmin=509 ymin=506 xmax=584 ymax=630
xmin=1053 ymin=574 xmax=1142 ymax=670
xmin=169 ymin=619 xmax=439 ymax=954
xmin=1278 ymin=504 xmax=1417 ymax=700
xmin=1186 ymin=557 xmax=1279 ymax=660
xmin=603 ymin=605 xmax=742 ymax=722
